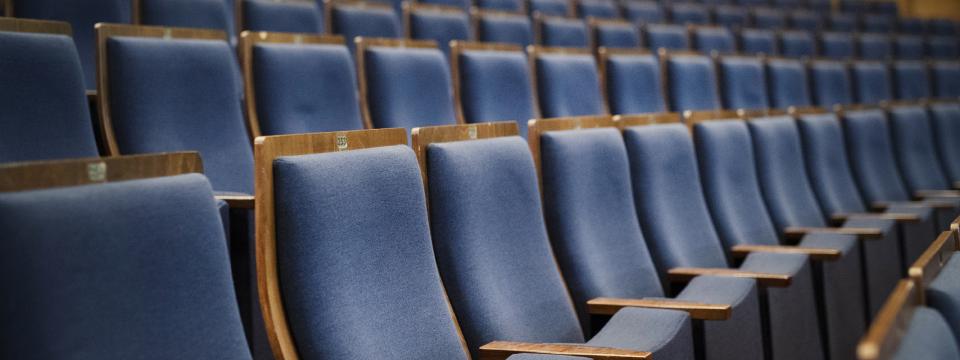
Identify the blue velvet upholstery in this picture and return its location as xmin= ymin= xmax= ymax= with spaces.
xmin=858 ymin=33 xmax=893 ymax=60
xmin=476 ymin=0 xmax=523 ymax=12
xmin=852 ymin=61 xmax=893 ymax=105
xmin=251 ymin=42 xmax=363 ymax=135
xmin=926 ymin=255 xmax=960 ymax=346
xmin=810 ymin=60 xmax=853 ymax=107
xmin=457 ymin=49 xmax=537 ymax=137
xmin=241 ymin=0 xmax=323 ymax=33
xmin=779 ymin=30 xmax=816 ymax=58
xmin=930 ymin=103 xmax=960 ymax=184
xmin=331 ymin=4 xmax=400 ymax=52
xmin=893 ymin=61 xmax=931 ymax=100
xmin=408 ymin=8 xmax=471 ymax=57
xmin=272 ymin=145 xmax=469 ymax=359
xmin=535 ymin=52 xmax=606 ymax=117
xmin=932 ymin=61 xmax=960 ymax=99
xmin=141 ymin=0 xmax=236 ymax=44
xmin=694 ymin=27 xmax=736 ymax=54
xmin=766 ymin=58 xmax=812 ymax=108
xmin=477 ymin=13 xmax=533 ymax=48
xmin=0 ymin=174 xmax=251 ymax=359
xmin=603 ymin=52 xmax=666 ymax=115
xmin=887 ymin=106 xmax=951 ymax=193
xmin=796 ymin=113 xmax=875 ymax=217
xmin=665 ymin=54 xmax=721 ymax=112
xmin=718 ymin=56 xmax=768 ymax=110
xmin=788 ymin=11 xmax=822 ymax=32
xmin=669 ymin=3 xmax=709 ymax=25
xmin=891 ymin=307 xmax=960 ymax=360
xmin=739 ymin=28 xmax=778 ymax=55
xmin=644 ymin=24 xmax=689 ymax=51
xmin=827 ymin=13 xmax=857 ymax=32
xmin=529 ymin=0 xmax=572 ymax=17
xmin=0 ymin=31 xmax=99 ymax=163
xmin=752 ymin=8 xmax=786 ymax=30
xmin=577 ymin=0 xmax=619 ymax=19
xmin=539 ymin=17 xmax=589 ymax=48
xmin=928 ymin=36 xmax=960 ymax=59
xmin=713 ymin=6 xmax=749 ymax=29
xmin=594 ymin=22 xmax=641 ymax=48
xmin=819 ymin=32 xmax=855 ymax=59
xmin=623 ymin=1 xmax=664 ymax=24
xmin=106 ymin=37 xmax=254 ymax=194
xmin=362 ymin=45 xmax=457 ymax=130
xmin=13 ymin=0 xmax=132 ymax=89
xmin=894 ymin=35 xmax=925 ymax=60
xmin=419 ymin=0 xmax=471 ymax=13
xmin=862 ymin=14 xmax=895 ymax=33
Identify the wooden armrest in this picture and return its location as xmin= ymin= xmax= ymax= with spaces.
xmin=784 ymin=226 xmax=883 ymax=240
xmin=730 ymin=244 xmax=842 ymax=261
xmin=215 ymin=195 xmax=255 ymax=209
xmin=872 ymin=200 xmax=955 ymax=210
xmin=915 ymin=189 xmax=960 ymax=198
xmin=667 ymin=267 xmax=792 ymax=287
xmin=587 ymin=297 xmax=731 ymax=320
xmin=479 ymin=341 xmax=650 ymax=360
xmin=830 ymin=212 xmax=921 ymax=223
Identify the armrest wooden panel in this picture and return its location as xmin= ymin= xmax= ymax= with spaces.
xmin=667 ymin=267 xmax=792 ymax=287
xmin=872 ymin=200 xmax=955 ymax=210
xmin=587 ymin=297 xmax=731 ymax=320
xmin=730 ymin=244 xmax=842 ymax=261
xmin=783 ymin=226 xmax=883 ymax=240
xmin=215 ymin=195 xmax=255 ymax=209
xmin=830 ymin=212 xmax=921 ymax=223
xmin=479 ymin=341 xmax=650 ymax=360
xmin=915 ymin=189 xmax=960 ymax=198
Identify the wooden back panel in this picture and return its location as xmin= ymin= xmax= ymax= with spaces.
xmin=0 ymin=17 xmax=72 ymax=35
xmin=0 ymin=152 xmax=202 ymax=192
xmin=613 ymin=112 xmax=682 ymax=129
xmin=253 ymin=128 xmax=409 ymax=360
xmin=354 ymin=36 xmax=440 ymax=130
xmin=95 ymin=23 xmax=228 ymax=156
xmin=449 ymin=41 xmax=536 ymax=125
xmin=411 ymin=121 xmax=518 ymax=196
xmin=238 ymin=31 xmax=347 ymax=141
xmin=527 ymin=45 xmax=610 ymax=116
xmin=909 ymin=230 xmax=959 ymax=304
xmin=527 ymin=115 xmax=615 ymax=187
xmin=857 ymin=280 xmax=924 ymax=360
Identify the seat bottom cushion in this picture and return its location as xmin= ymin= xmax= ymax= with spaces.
xmin=893 ymin=307 xmax=960 ymax=360
xmin=586 ymin=306 xmax=693 ymax=360
xmin=676 ymin=275 xmax=764 ymax=360
xmin=927 ymin=254 xmax=960 ymax=346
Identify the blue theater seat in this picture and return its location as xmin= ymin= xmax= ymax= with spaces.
xmin=929 ymin=103 xmax=960 ymax=186
xmin=851 ymin=61 xmax=893 ymax=105
xmin=475 ymin=11 xmax=534 ymax=48
xmin=418 ymin=0 xmax=471 ymax=13
xmin=623 ymin=1 xmax=664 ymax=24
xmin=577 ymin=0 xmax=620 ymax=19
xmin=893 ymin=307 xmax=960 ymax=360
xmin=810 ymin=60 xmax=854 ymax=108
xmin=529 ymin=0 xmax=572 ymax=17
xmin=0 ymin=20 xmax=100 ymax=163
xmin=601 ymin=50 xmax=666 ymax=114
xmin=819 ymin=31 xmax=856 ymax=60
xmin=827 ymin=13 xmax=857 ymax=32
xmin=928 ymin=19 xmax=959 ymax=36
xmin=358 ymin=39 xmax=457 ymax=130
xmin=11 ymin=0 xmax=132 ymax=89
xmin=894 ymin=35 xmax=925 ymax=60
xmin=329 ymin=2 xmax=400 ymax=52
xmin=537 ymin=16 xmax=589 ymax=48
xmin=591 ymin=20 xmax=641 ymax=48
xmin=693 ymin=26 xmax=736 ymax=54
xmin=887 ymin=106 xmax=955 ymax=198
xmin=713 ymin=5 xmax=749 ymax=29
xmin=897 ymin=18 xmax=926 ymax=35
xmin=766 ymin=58 xmax=812 ymax=108
xmin=643 ymin=23 xmax=689 ymax=51
xmin=779 ymin=30 xmax=816 ymax=58
xmin=244 ymin=35 xmax=364 ymax=136
xmin=475 ymin=0 xmax=523 ymax=12
xmin=718 ymin=56 xmax=768 ymax=110
xmin=861 ymin=281 xmax=960 ymax=360
xmin=140 ymin=0 xmax=236 ymax=44
xmin=668 ymin=3 xmax=710 ymax=25
xmin=239 ymin=0 xmax=323 ymax=34
xmin=752 ymin=8 xmax=786 ymax=30
xmin=932 ymin=61 xmax=960 ymax=99
xmin=928 ymin=36 xmax=960 ymax=59
xmin=453 ymin=43 xmax=538 ymax=136
xmin=664 ymin=52 xmax=721 ymax=112
xmin=407 ymin=5 xmax=471 ymax=57
xmin=862 ymin=14 xmax=895 ymax=33
xmin=788 ymin=10 xmax=822 ymax=32
xmin=532 ymin=48 xmax=606 ymax=117
xmin=892 ymin=61 xmax=931 ymax=101
xmin=858 ymin=33 xmax=893 ymax=60
xmin=739 ymin=28 xmax=778 ymax=55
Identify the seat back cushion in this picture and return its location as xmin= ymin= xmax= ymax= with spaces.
xmin=535 ymin=53 xmax=605 ymax=117
xmin=719 ymin=56 xmax=769 ymax=110
xmin=766 ymin=58 xmax=812 ymax=108
xmin=887 ymin=106 xmax=950 ymax=191
xmin=667 ymin=55 xmax=721 ymax=112
xmin=459 ymin=49 xmax=537 ymax=136
xmin=604 ymin=53 xmax=666 ymax=115
xmin=363 ymin=46 xmax=457 ymax=129
xmin=841 ymin=109 xmax=912 ymax=202
xmin=796 ymin=113 xmax=869 ymax=215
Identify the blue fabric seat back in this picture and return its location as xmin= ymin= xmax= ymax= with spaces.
xmin=747 ymin=116 xmax=829 ymax=229
xmin=535 ymin=52 xmax=606 ymax=117
xmin=719 ymin=56 xmax=768 ymax=110
xmin=622 ymin=124 xmax=730 ymax=281
xmin=331 ymin=4 xmax=400 ymax=51
xmin=604 ymin=52 xmax=666 ymax=114
xmin=577 ymin=0 xmax=619 ymax=19
xmin=458 ymin=49 xmax=537 ymax=136
xmin=666 ymin=54 xmax=721 ymax=112
xmin=858 ymin=33 xmax=893 ymax=60
xmin=927 ymin=19 xmax=958 ymax=35
xmin=752 ymin=8 xmax=786 ymax=30
xmin=251 ymin=42 xmax=363 ymax=135
xmin=669 ymin=3 xmax=710 ymax=25
xmin=540 ymin=17 xmax=589 ymax=48
xmin=932 ymin=62 xmax=960 ymax=99
xmin=363 ymin=45 xmax=457 ymax=130
xmin=419 ymin=0 xmax=472 ymax=13
xmin=898 ymin=19 xmax=926 ymax=35
xmin=106 ymin=37 xmax=254 ymax=194
xmin=273 ymin=146 xmax=468 ymax=359
xmin=820 ymin=31 xmax=855 ymax=59
xmin=529 ymin=0 xmax=571 ymax=17
xmin=694 ymin=27 xmax=736 ymax=54
xmin=477 ymin=14 xmax=533 ymax=48
xmin=541 ymin=128 xmax=666 ymax=325
xmin=796 ymin=113 xmax=869 ymax=215
xmin=739 ymin=28 xmax=778 ymax=55
xmin=141 ymin=0 xmax=235 ymax=44
xmin=928 ymin=36 xmax=960 ymax=59
xmin=427 ymin=137 xmax=585 ymax=354
xmin=0 ymin=174 xmax=251 ymax=359
xmin=789 ymin=11 xmax=822 ymax=32
xmin=892 ymin=307 xmax=960 ymax=360
xmin=810 ymin=61 xmax=853 ymax=107
xmin=623 ymin=1 xmax=664 ymax=24
xmin=0 ymin=31 xmax=99 ymax=163
xmin=930 ymin=104 xmax=960 ymax=183
xmin=13 ymin=0 xmax=132 ymax=89
xmin=242 ymin=0 xmax=323 ymax=33
xmin=713 ymin=6 xmax=748 ymax=29
xmin=409 ymin=9 xmax=471 ymax=57
xmin=827 ymin=13 xmax=857 ymax=32
xmin=894 ymin=35 xmax=925 ymax=60
xmin=644 ymin=24 xmax=689 ymax=50
xmin=862 ymin=14 xmax=894 ymax=33
xmin=779 ymin=30 xmax=816 ymax=57
xmin=766 ymin=58 xmax=812 ymax=108
xmin=694 ymin=120 xmax=782 ymax=249
xmin=893 ymin=61 xmax=931 ymax=100
xmin=594 ymin=22 xmax=641 ymax=48
xmin=852 ymin=61 xmax=893 ymax=105
xmin=841 ymin=109 xmax=912 ymax=202
xmin=888 ymin=106 xmax=950 ymax=192
xmin=476 ymin=0 xmax=523 ymax=11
